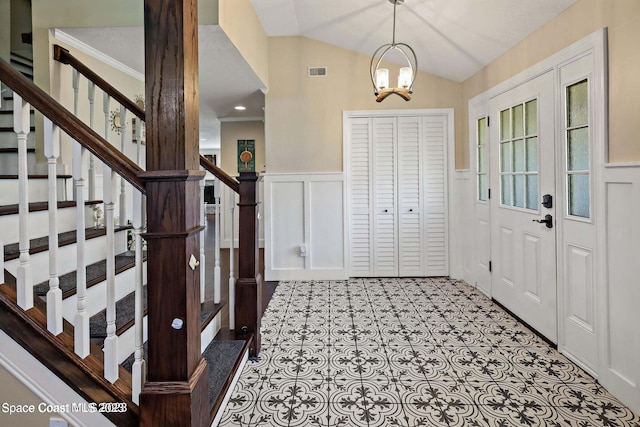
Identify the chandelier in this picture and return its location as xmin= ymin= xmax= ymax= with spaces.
xmin=370 ymin=0 xmax=417 ymax=102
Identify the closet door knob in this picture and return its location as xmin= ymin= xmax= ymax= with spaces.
xmin=384 ymin=209 xmax=388 ymax=213
xmin=409 ymin=208 xmax=413 ymax=212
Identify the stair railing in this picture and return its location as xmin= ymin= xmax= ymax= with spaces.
xmin=1 ymin=55 xmax=144 ymax=408
xmin=54 ymin=45 xmax=263 ymax=350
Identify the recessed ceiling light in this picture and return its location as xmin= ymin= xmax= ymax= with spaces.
xmin=234 ymin=105 xmax=246 ymax=111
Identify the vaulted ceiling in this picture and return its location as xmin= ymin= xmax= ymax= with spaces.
xmin=58 ymin=0 xmax=577 ymax=148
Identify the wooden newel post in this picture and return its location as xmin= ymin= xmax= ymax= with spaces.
xmin=236 ymin=172 xmax=262 ymax=356
xmin=139 ymin=0 xmax=210 ymax=425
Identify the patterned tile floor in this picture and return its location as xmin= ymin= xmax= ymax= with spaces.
xmin=220 ymin=278 xmax=640 ymax=426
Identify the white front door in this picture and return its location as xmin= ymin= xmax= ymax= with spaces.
xmin=490 ymin=71 xmax=558 ymax=343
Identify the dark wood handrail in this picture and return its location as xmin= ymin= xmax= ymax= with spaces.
xmin=53 ymin=45 xmax=145 ymax=121
xmin=0 ymin=56 xmax=145 ymax=193
xmin=199 ymin=155 xmax=240 ymax=194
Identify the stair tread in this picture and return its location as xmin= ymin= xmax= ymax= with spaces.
xmin=0 ymin=200 xmax=102 ymax=216
xmin=3 ymin=225 xmax=132 ymax=261
xmin=0 ymin=126 xmax=36 ymax=132
xmin=0 ymin=174 xmax=72 ymax=179
xmin=204 ymin=339 xmax=248 ymax=407
xmin=90 ymin=286 xmax=148 ymax=339
xmin=33 ymin=251 xmax=139 ymax=297
xmin=0 ymin=147 xmax=35 ymax=153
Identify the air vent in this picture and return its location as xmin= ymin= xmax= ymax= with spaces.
xmin=308 ymin=67 xmax=327 ymax=77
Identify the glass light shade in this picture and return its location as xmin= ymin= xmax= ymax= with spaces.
xmin=376 ymin=68 xmax=389 ymax=90
xmin=398 ymin=67 xmax=412 ymax=89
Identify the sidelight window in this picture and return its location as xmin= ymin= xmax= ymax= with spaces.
xmin=477 ymin=117 xmax=488 ymax=201
xmin=565 ymin=79 xmax=590 ymax=218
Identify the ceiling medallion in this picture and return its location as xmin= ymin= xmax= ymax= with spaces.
xmin=370 ymin=0 xmax=417 ymax=102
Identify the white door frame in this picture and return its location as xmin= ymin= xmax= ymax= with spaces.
xmin=343 ymin=108 xmax=455 ymax=277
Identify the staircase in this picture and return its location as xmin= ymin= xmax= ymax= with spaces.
xmin=1 ymin=52 xmax=253 ymax=426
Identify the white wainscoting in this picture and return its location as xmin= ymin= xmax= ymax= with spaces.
xmin=450 ymin=170 xmax=473 ymax=282
xmin=598 ymin=163 xmax=640 ymax=414
xmin=264 ymin=173 xmax=348 ymax=281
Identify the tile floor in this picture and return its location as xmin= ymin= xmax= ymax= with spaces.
xmin=220 ymin=278 xmax=640 ymax=426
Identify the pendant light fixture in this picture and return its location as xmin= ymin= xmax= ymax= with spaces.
xmin=370 ymin=0 xmax=417 ymax=102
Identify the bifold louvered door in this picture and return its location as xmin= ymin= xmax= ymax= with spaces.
xmin=347 ymin=113 xmax=448 ymax=277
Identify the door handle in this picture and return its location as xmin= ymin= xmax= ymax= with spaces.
xmin=532 ymin=214 xmax=553 ymax=228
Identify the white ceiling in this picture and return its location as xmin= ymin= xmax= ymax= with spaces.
xmin=251 ymin=0 xmax=577 ymax=82
xmin=59 ymin=0 xmax=576 ymax=148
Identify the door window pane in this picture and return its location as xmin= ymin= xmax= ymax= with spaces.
xmin=569 ymin=174 xmax=590 ymax=218
xmin=500 ymin=109 xmax=510 ymax=141
xmin=478 ymin=175 xmax=488 ymax=201
xmin=525 ymin=99 xmax=538 ymax=135
xmin=568 ymin=128 xmax=589 ymax=171
xmin=568 ymin=80 xmax=588 ymax=127
xmin=500 ymin=142 xmax=511 ymax=172
xmin=501 ymin=175 xmax=511 ymax=205
xmin=512 ymin=104 xmax=524 ymax=138
xmin=513 ymin=174 xmax=524 ymax=208
xmin=526 ymin=137 xmax=538 ymax=172
xmin=478 ymin=146 xmax=487 ymax=174
xmin=513 ymin=139 xmax=525 ymax=172
xmin=526 ymin=175 xmax=539 ymax=210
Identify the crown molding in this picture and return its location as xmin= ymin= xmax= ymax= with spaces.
xmin=52 ymin=29 xmax=145 ymax=82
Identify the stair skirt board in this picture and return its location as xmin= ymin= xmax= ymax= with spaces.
xmin=4 ymin=228 xmax=129 ymax=284
xmin=0 ymin=330 xmax=115 ymax=427
xmin=0 ymin=202 xmax=98 ymax=243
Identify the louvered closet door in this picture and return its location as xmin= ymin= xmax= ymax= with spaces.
xmin=422 ymin=116 xmax=448 ymax=276
xmin=397 ymin=116 xmax=424 ymax=276
xmin=347 ymin=112 xmax=449 ymax=278
xmin=372 ymin=117 xmax=398 ymax=276
xmin=348 ymin=117 xmax=374 ymax=276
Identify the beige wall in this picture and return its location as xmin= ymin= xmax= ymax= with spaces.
xmin=41 ymin=37 xmax=145 ymax=167
xmin=9 ymin=0 xmax=31 ymax=55
xmin=218 ymin=0 xmax=269 ymax=87
xmin=266 ymin=36 xmax=462 ymax=174
xmin=461 ymin=0 xmax=640 ymax=168
xmin=0 ymin=366 xmax=60 ymax=427
xmin=0 ymin=0 xmax=10 ymax=61
xmin=220 ymin=120 xmax=265 ymax=176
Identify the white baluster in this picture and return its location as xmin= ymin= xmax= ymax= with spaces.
xmin=228 ymin=188 xmax=236 ymax=330
xmin=73 ymin=141 xmax=89 ymax=358
xmin=1 ymin=240 xmax=5 ymax=284
xmin=200 ymin=176 xmax=206 ymax=303
xmin=135 ymin=117 xmax=142 ymax=166
xmin=213 ymin=179 xmax=221 ymax=305
xmin=103 ymin=93 xmax=110 ymax=141
xmin=72 ymin=69 xmax=79 ymax=204
xmin=14 ymin=93 xmax=33 ymax=310
xmin=131 ymin=190 xmax=146 ymax=404
xmin=44 ymin=118 xmax=63 ymax=335
xmin=87 ymin=81 xmax=96 ymax=201
xmin=119 ymin=105 xmax=127 ymax=224
xmin=103 ymin=162 xmax=118 ymax=382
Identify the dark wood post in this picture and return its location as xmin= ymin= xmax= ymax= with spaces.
xmin=139 ymin=0 xmax=209 ymax=426
xmin=236 ymin=172 xmax=262 ymax=356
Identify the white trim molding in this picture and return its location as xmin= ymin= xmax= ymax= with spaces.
xmin=51 ymin=29 xmax=145 ymax=82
